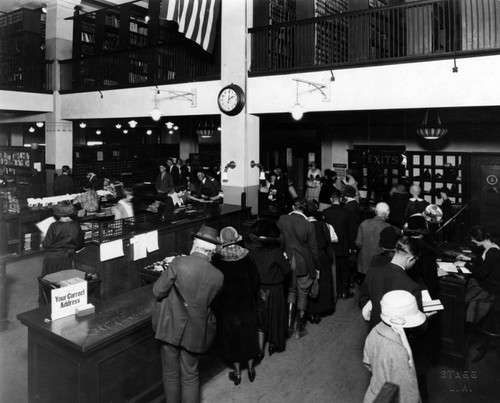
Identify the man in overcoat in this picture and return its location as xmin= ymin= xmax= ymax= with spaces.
xmin=152 ymin=225 xmax=223 ymax=403
xmin=323 ymin=189 xmax=352 ymax=299
xmin=277 ymin=197 xmax=319 ymax=339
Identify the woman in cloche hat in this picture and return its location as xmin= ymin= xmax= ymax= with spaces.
xmin=363 ymin=290 xmax=426 ymax=403
xmin=211 ymin=226 xmax=260 ymax=385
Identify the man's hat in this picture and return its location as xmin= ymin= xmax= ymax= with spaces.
xmin=342 ymin=185 xmax=356 ymax=198
xmin=192 ymin=224 xmax=221 ymax=244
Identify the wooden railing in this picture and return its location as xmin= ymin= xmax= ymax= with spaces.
xmin=59 ymin=37 xmax=220 ymax=93
xmin=249 ymin=0 xmax=500 ymax=75
xmin=0 ymin=56 xmax=53 ymax=92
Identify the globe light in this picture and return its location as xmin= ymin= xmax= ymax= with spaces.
xmin=150 ymin=107 xmax=162 ymax=121
xmin=291 ymin=103 xmax=304 ymax=121
xmin=128 ymin=120 xmax=138 ymax=128
xmin=79 ymin=122 xmax=87 ymax=128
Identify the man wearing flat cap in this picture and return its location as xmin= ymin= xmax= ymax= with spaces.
xmin=152 ymin=224 xmax=223 ymax=403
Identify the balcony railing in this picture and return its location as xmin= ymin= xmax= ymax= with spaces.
xmin=249 ymin=0 xmax=500 ymax=75
xmin=0 ymin=56 xmax=53 ymax=92
xmin=59 ymin=37 xmax=220 ymax=93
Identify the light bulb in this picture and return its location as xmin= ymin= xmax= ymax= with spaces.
xmin=96 ymin=130 xmax=101 ymax=135
xmin=169 ymin=130 xmax=173 ymax=134
xmin=29 ymin=127 xmax=35 ymax=133
xmin=115 ymin=123 xmax=122 ymax=129
xmin=291 ymin=103 xmax=304 ymax=120
xmin=123 ymin=129 xmax=128 ymax=134
xmin=166 ymin=121 xmax=174 ymax=129
xmin=173 ymin=125 xmax=179 ymax=130
xmin=36 ymin=122 xmax=44 ymax=128
xmin=146 ymin=129 xmax=152 ymax=135
xmin=150 ymin=107 xmax=162 ymax=121
xmin=79 ymin=122 xmax=86 ymax=128
xmin=128 ymin=120 xmax=138 ymax=128
xmin=259 ymin=171 xmax=266 ymax=180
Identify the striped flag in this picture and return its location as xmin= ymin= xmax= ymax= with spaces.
xmin=159 ymin=0 xmax=221 ymax=53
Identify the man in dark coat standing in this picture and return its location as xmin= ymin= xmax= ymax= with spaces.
xmin=166 ymin=158 xmax=180 ymax=186
xmin=54 ymin=165 xmax=76 ymax=196
xmin=358 ymin=236 xmax=423 ymax=330
xmin=277 ymin=197 xmax=319 ymax=339
xmin=323 ymin=189 xmax=353 ymax=299
xmin=342 ymin=185 xmax=361 ymax=285
xmin=152 ymin=225 xmax=223 ymax=403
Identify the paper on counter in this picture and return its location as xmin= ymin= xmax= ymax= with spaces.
xmin=455 ymin=260 xmax=466 ymax=267
xmin=100 ymin=239 xmax=124 ymax=262
xmin=132 ymin=233 xmax=148 ymax=261
xmin=437 ymin=261 xmax=458 ymax=273
xmin=424 ymin=303 xmax=444 ymax=312
xmin=146 ymin=230 xmax=159 ymax=252
xmin=459 ymin=266 xmax=472 ymax=274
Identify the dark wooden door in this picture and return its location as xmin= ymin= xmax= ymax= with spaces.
xmin=470 ymin=154 xmax=500 ymax=240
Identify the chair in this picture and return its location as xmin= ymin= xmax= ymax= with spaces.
xmin=38 ymin=276 xmax=58 ymax=306
xmin=472 ymin=297 xmax=500 ymax=363
xmin=41 ymin=256 xmax=73 ymax=277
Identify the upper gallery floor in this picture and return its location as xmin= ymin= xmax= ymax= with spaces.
xmin=1 ymin=0 xmax=499 ymax=121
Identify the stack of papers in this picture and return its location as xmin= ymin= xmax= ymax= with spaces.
xmin=437 ymin=261 xmax=472 ymax=275
xmin=421 ymin=290 xmax=444 ymax=312
xmin=437 ymin=262 xmax=458 ymax=273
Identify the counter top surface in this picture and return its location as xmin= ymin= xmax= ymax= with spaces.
xmin=17 ymin=284 xmax=156 ymax=354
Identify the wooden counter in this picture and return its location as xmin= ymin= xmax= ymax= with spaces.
xmin=74 ymin=204 xmax=250 ymax=300
xmin=18 ymin=285 xmax=161 ymax=402
xmin=18 ymin=284 xmax=224 ymax=403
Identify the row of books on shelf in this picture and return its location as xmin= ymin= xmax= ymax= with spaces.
xmin=130 ymin=22 xmax=147 ymax=35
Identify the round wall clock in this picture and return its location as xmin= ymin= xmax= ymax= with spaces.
xmin=217 ymin=84 xmax=245 ymax=116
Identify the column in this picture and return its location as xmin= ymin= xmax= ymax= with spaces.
xmin=220 ymin=1 xmax=260 ymax=213
xmin=44 ymin=1 xmax=77 ymax=192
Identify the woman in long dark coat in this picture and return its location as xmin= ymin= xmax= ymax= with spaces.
xmin=212 ymin=227 xmax=261 ymax=385
xmin=305 ymin=202 xmax=336 ymax=324
xmin=246 ymin=219 xmax=291 ymax=357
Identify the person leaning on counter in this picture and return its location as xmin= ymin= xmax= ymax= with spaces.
xmin=73 ymin=181 xmax=99 ymax=217
xmin=152 ymin=225 xmax=223 ymax=403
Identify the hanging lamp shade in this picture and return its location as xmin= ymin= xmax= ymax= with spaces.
xmin=196 ymin=119 xmax=216 ymax=138
xmin=416 ymin=110 xmax=448 ymax=140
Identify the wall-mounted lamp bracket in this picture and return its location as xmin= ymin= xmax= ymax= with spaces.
xmin=165 ymin=89 xmax=197 ymax=107
xmin=292 ymin=77 xmax=331 ymax=102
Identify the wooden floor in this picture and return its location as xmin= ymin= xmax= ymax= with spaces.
xmin=1 ymin=255 xmax=500 ymax=403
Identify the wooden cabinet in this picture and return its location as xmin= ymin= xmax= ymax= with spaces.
xmin=406 ymin=151 xmax=468 ymax=206
xmin=0 ymin=146 xmax=45 ymax=178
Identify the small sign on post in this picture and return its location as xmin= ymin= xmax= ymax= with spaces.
xmin=51 ymin=282 xmax=88 ymax=321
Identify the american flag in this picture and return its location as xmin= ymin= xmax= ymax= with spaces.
xmin=159 ymin=0 xmax=221 ymax=53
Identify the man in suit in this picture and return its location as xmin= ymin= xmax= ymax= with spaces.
xmin=277 ymin=197 xmax=319 ymax=339
xmin=54 ymin=165 xmax=76 ymax=196
xmin=359 ymin=236 xmax=423 ymax=330
xmin=152 ymin=225 xmax=223 ymax=403
xmin=355 ymin=202 xmax=392 ymax=283
xmin=342 ymin=184 xmax=362 ymax=286
xmin=323 ymin=189 xmax=353 ymax=299
xmin=166 ymin=158 xmax=180 ymax=186
xmin=155 ymin=163 xmax=174 ymax=195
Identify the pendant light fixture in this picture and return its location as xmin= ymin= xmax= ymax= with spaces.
xmin=416 ymin=109 xmax=448 ymax=140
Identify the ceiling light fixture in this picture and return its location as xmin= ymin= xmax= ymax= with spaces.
xmin=29 ymin=127 xmax=35 ymax=133
xmin=196 ymin=119 xmax=217 ymax=138
xmin=146 ymin=129 xmax=152 ymax=135
xmin=79 ymin=122 xmax=86 ymax=128
xmin=416 ymin=109 xmax=448 ymax=140
xmin=128 ymin=120 xmax=137 ymax=128
xmin=36 ymin=121 xmax=44 ymax=128
xmin=115 ymin=123 xmax=122 ymax=129
xmin=166 ymin=121 xmax=174 ymax=129
xmin=150 ymin=89 xmax=163 ymax=121
xmin=96 ymin=129 xmax=101 ymax=135
xmin=173 ymin=125 xmax=179 ymax=130
xmin=123 ymin=129 xmax=128 ymax=134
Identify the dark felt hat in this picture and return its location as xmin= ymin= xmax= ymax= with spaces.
xmin=192 ymin=224 xmax=221 ymax=244
xmin=53 ymin=202 xmax=76 ymax=218
xmin=342 ymin=185 xmax=357 ymax=198
xmin=379 ymin=226 xmax=401 ymax=250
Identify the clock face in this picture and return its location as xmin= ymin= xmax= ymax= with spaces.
xmin=218 ymin=84 xmax=245 ymax=116
xmin=218 ymin=88 xmax=238 ymax=112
